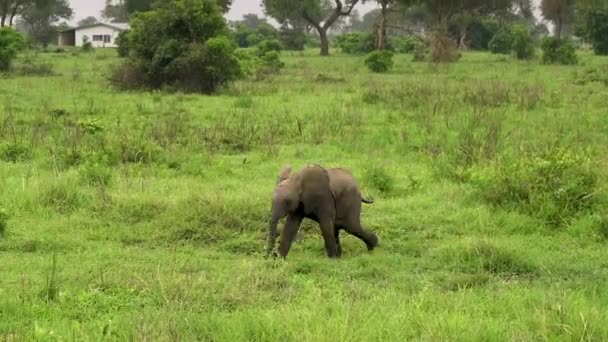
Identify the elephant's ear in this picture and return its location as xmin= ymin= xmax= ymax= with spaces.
xmin=277 ymin=165 xmax=292 ymax=184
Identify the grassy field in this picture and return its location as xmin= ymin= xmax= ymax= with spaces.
xmin=1 ymin=47 xmax=608 ymax=340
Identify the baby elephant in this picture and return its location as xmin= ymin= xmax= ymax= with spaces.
xmin=266 ymin=164 xmax=378 ymax=259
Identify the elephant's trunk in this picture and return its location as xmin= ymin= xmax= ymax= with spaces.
xmin=266 ymin=217 xmax=278 ymax=257
xmin=265 ymin=202 xmax=283 ymax=257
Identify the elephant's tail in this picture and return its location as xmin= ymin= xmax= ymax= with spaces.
xmin=361 ymin=196 xmax=374 ymax=204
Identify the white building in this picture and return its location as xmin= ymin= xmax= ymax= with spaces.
xmin=58 ymin=22 xmax=130 ymax=48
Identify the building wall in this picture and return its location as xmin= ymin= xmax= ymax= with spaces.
xmin=75 ymin=25 xmax=122 ymax=48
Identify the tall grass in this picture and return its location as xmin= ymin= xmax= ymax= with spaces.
xmin=1 ymin=48 xmax=608 ymax=340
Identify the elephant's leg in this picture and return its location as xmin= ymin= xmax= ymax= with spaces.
xmin=278 ymin=214 xmax=303 ymax=258
xmin=319 ymin=217 xmax=339 ymax=258
xmin=345 ymin=219 xmax=378 ymax=251
xmin=334 ymin=226 xmax=342 ymax=257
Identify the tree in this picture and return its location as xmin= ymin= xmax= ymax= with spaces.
xmin=394 ymin=0 xmax=530 ymax=61
xmin=369 ymin=0 xmax=397 ymax=50
xmin=263 ymin=0 xmax=361 ymax=56
xmin=541 ymin=0 xmax=575 ymax=40
xmin=77 ymin=16 xmax=97 ymax=26
xmin=125 ymin=0 xmax=231 ymax=15
xmin=21 ymin=0 xmax=72 ymax=47
xmin=586 ymin=9 xmax=608 ymax=55
xmin=0 ymin=0 xmax=33 ymax=27
xmin=0 ymin=27 xmax=26 ymax=70
xmin=101 ymin=0 xmax=129 ymax=22
xmin=113 ymin=0 xmax=241 ymax=93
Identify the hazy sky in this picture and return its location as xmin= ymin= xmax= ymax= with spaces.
xmin=67 ymin=0 xmax=375 ymax=24
xmin=68 ymin=0 xmax=540 ymax=25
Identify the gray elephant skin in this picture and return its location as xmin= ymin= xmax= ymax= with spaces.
xmin=266 ymin=164 xmax=379 ymax=258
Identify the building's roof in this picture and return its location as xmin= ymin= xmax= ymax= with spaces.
xmin=59 ymin=22 xmax=130 ymax=33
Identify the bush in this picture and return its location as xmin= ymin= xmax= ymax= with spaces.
xmin=391 ymin=36 xmax=420 ymax=53
xmin=279 ymin=25 xmax=306 ymax=51
xmin=260 ymin=50 xmax=284 ymax=71
xmin=412 ymin=42 xmax=427 ymax=61
xmin=365 ymin=50 xmax=394 ymax=73
xmin=335 ymin=32 xmax=374 ymax=54
xmin=0 ymin=28 xmax=26 ymax=71
xmin=112 ymin=0 xmax=241 ymax=94
xmin=256 ymin=39 xmax=282 ymax=56
xmin=488 ymin=28 xmax=513 ymax=54
xmin=471 ymin=148 xmax=600 ymax=227
xmin=586 ymin=9 xmax=608 ymax=56
xmin=116 ymin=30 xmax=130 ymax=57
xmin=81 ymin=36 xmax=94 ymax=53
xmin=511 ymin=25 xmax=535 ymax=60
xmin=429 ymin=30 xmax=460 ymax=63
xmin=541 ymin=37 xmax=578 ymax=65
xmin=0 ymin=143 xmax=32 ymax=162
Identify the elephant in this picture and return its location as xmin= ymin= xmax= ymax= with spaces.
xmin=266 ymin=164 xmax=378 ymax=259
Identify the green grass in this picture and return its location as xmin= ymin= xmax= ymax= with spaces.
xmin=1 ymin=47 xmax=608 ymax=340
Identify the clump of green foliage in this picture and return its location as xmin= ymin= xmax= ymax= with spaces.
xmin=574 ymin=65 xmax=608 ymax=86
xmin=585 ymin=9 xmax=608 ymax=56
xmin=335 ymin=32 xmax=374 ymax=54
xmin=542 ymin=37 xmax=578 ymax=65
xmin=256 ymin=39 xmax=282 ymax=56
xmin=471 ymin=148 xmax=600 ymax=227
xmin=116 ymin=30 xmax=130 ymax=57
xmin=511 ymin=25 xmax=535 ymax=60
xmin=489 ymin=28 xmax=513 ymax=54
xmin=390 ymin=36 xmax=420 ymax=53
xmin=0 ymin=28 xmax=26 ymax=71
xmin=365 ymin=50 xmax=394 ymax=73
xmin=81 ymin=36 xmax=94 ymax=53
xmin=0 ymin=143 xmax=33 ymax=162
xmin=110 ymin=0 xmax=241 ymax=93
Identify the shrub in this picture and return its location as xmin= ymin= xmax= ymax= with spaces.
xmin=234 ymin=48 xmax=258 ymax=76
xmin=116 ymin=29 xmax=130 ymax=57
xmin=541 ymin=37 xmax=578 ymax=65
xmin=335 ymin=32 xmax=374 ymax=54
xmin=412 ymin=42 xmax=427 ymax=61
xmin=112 ymin=0 xmax=241 ymax=94
xmin=471 ymin=148 xmax=600 ymax=227
xmin=81 ymin=36 xmax=94 ymax=53
xmin=260 ymin=50 xmax=284 ymax=71
xmin=0 ymin=208 xmax=7 ymax=236
xmin=586 ymin=9 xmax=608 ymax=56
xmin=511 ymin=25 xmax=535 ymax=60
xmin=0 ymin=143 xmax=33 ymax=162
xmin=0 ymin=28 xmax=26 ymax=71
xmin=488 ymin=28 xmax=513 ymax=54
xmin=256 ymin=39 xmax=282 ymax=56
xmin=391 ymin=36 xmax=420 ymax=53
xmin=365 ymin=50 xmax=394 ymax=73
xmin=429 ymin=30 xmax=460 ymax=63
xmin=279 ymin=25 xmax=306 ymax=51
